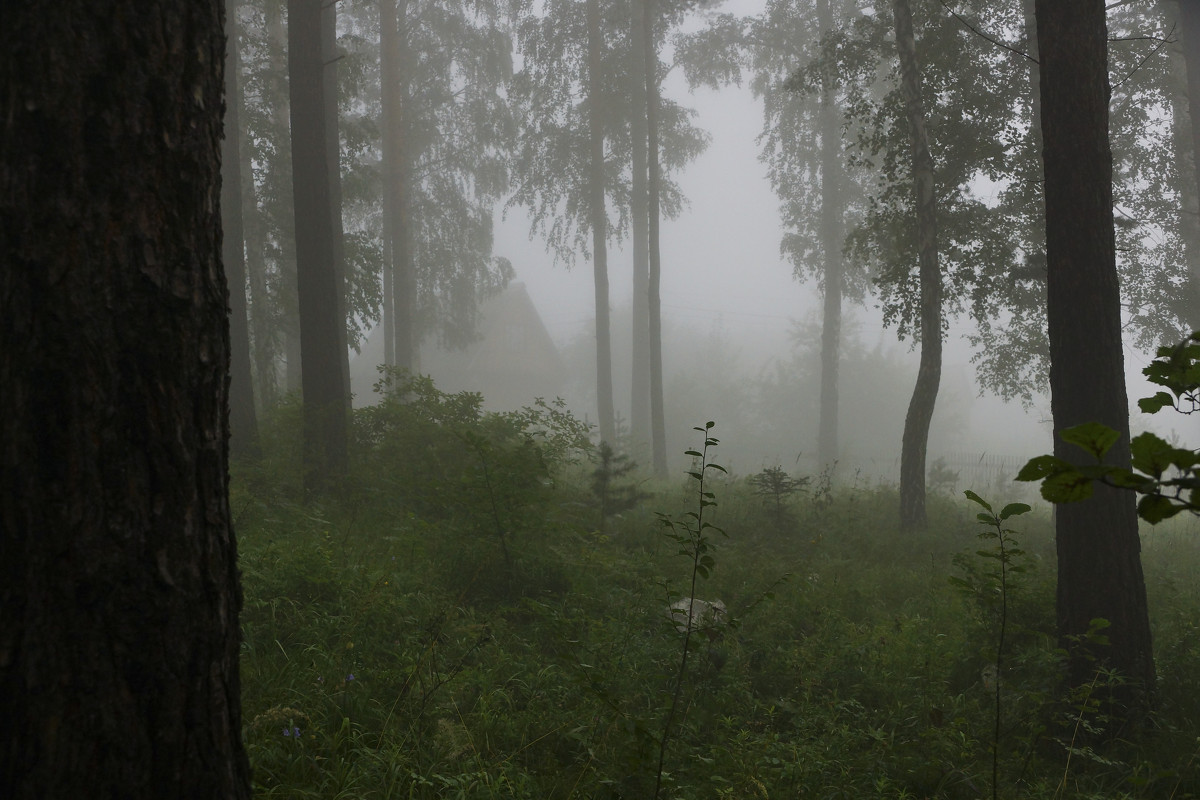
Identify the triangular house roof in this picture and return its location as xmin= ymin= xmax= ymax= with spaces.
xmin=349 ymin=281 xmax=567 ymax=410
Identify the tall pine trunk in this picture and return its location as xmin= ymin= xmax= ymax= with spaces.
xmin=265 ymin=0 xmax=304 ymax=397
xmin=290 ymin=0 xmax=350 ymax=493
xmin=380 ymin=0 xmax=416 ymax=371
xmin=588 ymin=0 xmax=617 ymax=446
xmin=383 ymin=231 xmax=396 ymax=367
xmin=893 ymin=0 xmax=942 ymax=532
xmin=0 ymin=2 xmax=251 ymax=794
xmin=1036 ymin=0 xmax=1155 ymax=713
xmin=645 ymin=0 xmax=668 ymax=477
xmin=629 ymin=0 xmax=652 ymax=458
xmin=816 ymin=0 xmax=844 ymax=469
xmin=323 ymin=0 xmax=352 ymax=408
xmin=224 ymin=0 xmax=261 ymax=457
xmin=243 ymin=143 xmax=278 ymax=409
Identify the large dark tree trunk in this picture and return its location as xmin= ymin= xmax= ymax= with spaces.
xmin=629 ymin=0 xmax=652 ymax=459
xmin=893 ymin=0 xmax=942 ymax=532
xmin=224 ymin=0 xmax=261 ymax=457
xmin=816 ymin=0 xmax=845 ymax=469
xmin=588 ymin=0 xmax=617 ymax=446
xmin=0 ymin=2 xmax=251 ymax=796
xmin=645 ymin=0 xmax=668 ymax=477
xmin=1036 ymin=0 xmax=1156 ymax=712
xmin=380 ymin=0 xmax=416 ymax=372
xmin=290 ymin=0 xmax=350 ymax=492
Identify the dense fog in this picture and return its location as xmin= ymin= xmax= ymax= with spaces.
xmin=8 ymin=0 xmax=1200 ymax=796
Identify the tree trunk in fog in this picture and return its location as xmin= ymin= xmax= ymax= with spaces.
xmin=1036 ymin=0 xmax=1156 ymax=711
xmin=1021 ymin=0 xmax=1048 ymax=270
xmin=630 ymin=0 xmax=652 ymax=459
xmin=893 ymin=0 xmax=942 ymax=532
xmin=0 ymin=2 xmax=251 ymax=795
xmin=286 ymin=329 xmax=303 ymax=391
xmin=383 ymin=232 xmax=396 ymax=367
xmin=588 ymin=0 xmax=617 ymax=446
xmin=224 ymin=1 xmax=261 ymax=457
xmin=645 ymin=0 xmax=668 ymax=477
xmin=243 ymin=146 xmax=278 ymax=408
xmin=264 ymin=0 xmax=303 ymax=398
xmin=381 ymin=0 xmax=417 ymax=372
xmin=816 ymin=0 xmax=844 ymax=469
xmin=1178 ymin=0 xmax=1200 ymax=326
xmin=323 ymin=0 xmax=352 ymax=407
xmin=290 ymin=0 xmax=350 ymax=492
xmin=1022 ymin=0 xmax=1042 ymax=148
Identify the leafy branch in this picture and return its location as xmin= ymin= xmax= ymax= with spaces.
xmin=1017 ymin=332 xmax=1200 ymax=523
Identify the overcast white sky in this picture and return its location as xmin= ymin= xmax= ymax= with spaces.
xmin=493 ymin=66 xmax=810 ymax=350
xmin=486 ymin=1 xmax=1200 ymax=461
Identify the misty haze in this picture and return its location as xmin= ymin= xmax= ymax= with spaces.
xmin=4 ymin=0 xmax=1200 ymax=798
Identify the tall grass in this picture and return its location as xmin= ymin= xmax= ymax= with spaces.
xmin=233 ymin=396 xmax=1200 ymax=799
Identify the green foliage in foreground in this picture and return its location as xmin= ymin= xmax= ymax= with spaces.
xmin=1019 ymin=333 xmax=1200 ymax=523
xmin=233 ymin=383 xmax=1200 ymax=798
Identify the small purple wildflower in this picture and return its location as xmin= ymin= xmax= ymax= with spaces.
xmin=346 ymin=673 xmax=355 ymax=682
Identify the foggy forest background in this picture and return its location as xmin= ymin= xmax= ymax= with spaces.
xmin=8 ymin=0 xmax=1200 ymax=797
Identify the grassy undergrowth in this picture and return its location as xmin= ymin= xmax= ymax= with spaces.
xmin=233 ymin=382 xmax=1200 ymax=798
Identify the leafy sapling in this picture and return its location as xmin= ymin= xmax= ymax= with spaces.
xmin=653 ymin=421 xmax=728 ymax=800
xmin=957 ymin=490 xmax=1031 ymax=800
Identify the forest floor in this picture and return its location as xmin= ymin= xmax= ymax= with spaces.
xmin=234 ymin=388 xmax=1200 ymax=799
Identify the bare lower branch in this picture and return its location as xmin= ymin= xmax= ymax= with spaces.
xmin=936 ymin=0 xmax=1037 ymax=64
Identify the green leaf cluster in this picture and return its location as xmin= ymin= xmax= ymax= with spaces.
xmin=1017 ymin=333 xmax=1200 ymax=523
xmin=353 ymin=368 xmax=593 ymax=579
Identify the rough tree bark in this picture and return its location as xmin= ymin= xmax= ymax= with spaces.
xmin=290 ymin=0 xmax=350 ymax=492
xmin=588 ymin=0 xmax=617 ymax=446
xmin=816 ymin=0 xmax=845 ymax=469
xmin=645 ymin=0 xmax=668 ymax=477
xmin=893 ymin=0 xmax=943 ymax=532
xmin=1036 ymin=0 xmax=1156 ymax=711
xmin=224 ymin=0 xmax=261 ymax=456
xmin=0 ymin=1 xmax=251 ymax=796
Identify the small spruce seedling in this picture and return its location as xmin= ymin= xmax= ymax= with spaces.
xmin=748 ymin=464 xmax=810 ymax=531
xmin=591 ymin=442 xmax=648 ymax=534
